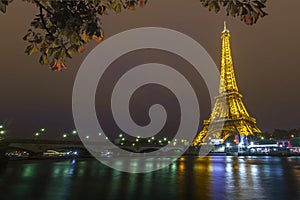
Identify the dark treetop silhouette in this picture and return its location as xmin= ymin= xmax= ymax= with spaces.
xmin=0 ymin=0 xmax=267 ymax=71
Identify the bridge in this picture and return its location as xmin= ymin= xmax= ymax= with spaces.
xmin=0 ymin=139 xmax=187 ymax=154
xmin=0 ymin=139 xmax=84 ymax=153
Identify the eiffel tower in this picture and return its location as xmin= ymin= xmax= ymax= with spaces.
xmin=192 ymin=22 xmax=261 ymax=146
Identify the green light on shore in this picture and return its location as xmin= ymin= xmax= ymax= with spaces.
xmin=41 ymin=128 xmax=45 ymax=132
xmin=0 ymin=130 xmax=5 ymax=134
xmin=62 ymin=134 xmax=67 ymax=138
xmin=0 ymin=125 xmax=3 ymax=129
xmin=35 ymin=132 xmax=40 ymax=137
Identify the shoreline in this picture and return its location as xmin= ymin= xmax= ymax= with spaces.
xmin=1 ymin=152 xmax=300 ymax=164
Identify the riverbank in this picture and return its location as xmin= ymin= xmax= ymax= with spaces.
xmin=1 ymin=151 xmax=299 ymax=164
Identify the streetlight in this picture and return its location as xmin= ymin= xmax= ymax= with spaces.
xmin=0 ymin=129 xmax=6 ymax=140
xmin=33 ymin=128 xmax=45 ymax=139
xmin=34 ymin=132 xmax=40 ymax=140
xmin=0 ymin=124 xmax=7 ymax=140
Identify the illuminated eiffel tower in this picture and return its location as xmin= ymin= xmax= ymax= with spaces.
xmin=192 ymin=22 xmax=261 ymax=146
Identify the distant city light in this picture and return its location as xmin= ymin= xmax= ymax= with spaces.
xmin=0 ymin=130 xmax=5 ymax=134
xmin=62 ymin=134 xmax=67 ymax=138
xmin=35 ymin=132 xmax=40 ymax=136
xmin=0 ymin=125 xmax=3 ymax=129
xmin=86 ymin=136 xmax=90 ymax=139
xmin=41 ymin=128 xmax=45 ymax=132
xmin=72 ymin=130 xmax=77 ymax=134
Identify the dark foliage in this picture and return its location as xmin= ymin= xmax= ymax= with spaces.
xmin=1 ymin=0 xmax=267 ymax=71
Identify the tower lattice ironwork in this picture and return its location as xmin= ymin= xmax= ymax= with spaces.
xmin=192 ymin=22 xmax=261 ymax=146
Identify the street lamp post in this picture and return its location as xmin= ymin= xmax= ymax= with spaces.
xmin=0 ymin=124 xmax=7 ymax=140
xmin=34 ymin=128 xmax=46 ymax=140
xmin=62 ymin=134 xmax=68 ymax=139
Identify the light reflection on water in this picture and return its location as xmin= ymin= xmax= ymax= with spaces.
xmin=1 ymin=156 xmax=300 ymax=200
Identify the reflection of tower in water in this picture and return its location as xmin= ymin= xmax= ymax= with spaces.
xmin=192 ymin=22 xmax=261 ymax=146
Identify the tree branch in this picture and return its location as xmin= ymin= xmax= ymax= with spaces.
xmin=38 ymin=6 xmax=52 ymax=37
xmin=34 ymin=0 xmax=54 ymax=15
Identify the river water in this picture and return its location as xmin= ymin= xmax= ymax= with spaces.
xmin=1 ymin=156 xmax=300 ymax=200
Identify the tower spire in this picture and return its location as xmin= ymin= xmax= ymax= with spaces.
xmin=219 ymin=22 xmax=238 ymax=93
xmin=222 ymin=21 xmax=229 ymax=34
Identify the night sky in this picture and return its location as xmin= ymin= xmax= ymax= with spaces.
xmin=1 ymin=0 xmax=300 ymax=139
